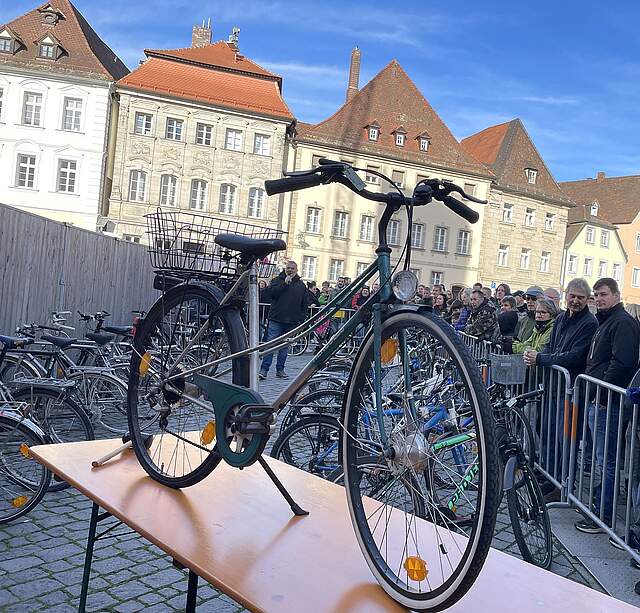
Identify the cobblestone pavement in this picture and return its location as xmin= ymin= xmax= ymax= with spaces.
xmin=0 ymin=355 xmax=603 ymax=611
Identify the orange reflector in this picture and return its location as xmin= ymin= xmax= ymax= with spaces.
xmin=381 ymin=338 xmax=399 ymax=364
xmin=139 ymin=352 xmax=152 ymax=377
xmin=404 ymin=556 xmax=428 ymax=581
xmin=19 ymin=443 xmax=30 ymax=459
xmin=11 ymin=495 xmax=28 ymax=508
xmin=201 ymin=421 xmax=216 ymax=445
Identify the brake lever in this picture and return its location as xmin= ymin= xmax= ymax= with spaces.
xmin=443 ymin=181 xmax=487 ymax=204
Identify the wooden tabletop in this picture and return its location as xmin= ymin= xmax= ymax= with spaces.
xmin=30 ymin=439 xmax=634 ymax=613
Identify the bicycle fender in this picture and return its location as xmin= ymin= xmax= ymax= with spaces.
xmin=0 ymin=410 xmax=50 ymax=442
xmin=503 ymin=455 xmax=518 ymax=491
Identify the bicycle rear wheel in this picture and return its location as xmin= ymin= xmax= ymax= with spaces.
xmin=289 ymin=335 xmax=309 ymax=357
xmin=279 ymin=388 xmax=344 ymax=434
xmin=342 ymin=311 xmax=499 ymax=611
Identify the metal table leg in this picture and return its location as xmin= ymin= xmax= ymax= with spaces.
xmin=78 ymin=502 xmax=100 ymax=613
xmin=185 ymin=569 xmax=199 ymax=612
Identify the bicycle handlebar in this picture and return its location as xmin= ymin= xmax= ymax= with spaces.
xmin=265 ymin=173 xmax=326 ymax=196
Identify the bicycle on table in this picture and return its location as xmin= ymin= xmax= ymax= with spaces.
xmin=127 ymin=159 xmax=499 ymax=610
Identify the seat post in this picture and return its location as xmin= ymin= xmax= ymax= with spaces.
xmin=248 ymin=261 xmax=260 ymax=390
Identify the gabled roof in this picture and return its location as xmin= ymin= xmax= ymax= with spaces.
xmin=297 ymin=60 xmax=492 ymax=178
xmin=118 ymin=56 xmax=293 ymax=121
xmin=0 ymin=0 xmax=128 ymax=81
xmin=564 ymin=204 xmax=627 ymax=259
xmin=560 ymin=174 xmax=640 ymax=225
xmin=461 ymin=119 xmax=573 ymax=206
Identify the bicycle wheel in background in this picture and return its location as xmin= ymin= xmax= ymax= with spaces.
xmin=279 ymin=388 xmax=344 ymax=434
xmin=505 ymin=405 xmax=536 ymax=466
xmin=128 ymin=285 xmax=248 ymax=488
xmin=288 ymin=335 xmax=309 ymax=357
xmin=342 ymin=311 xmax=499 ymax=611
xmin=0 ymin=414 xmax=51 ymax=524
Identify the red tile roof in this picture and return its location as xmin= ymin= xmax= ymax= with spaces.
xmin=145 ymin=41 xmax=279 ymax=80
xmin=118 ymin=57 xmax=293 ymax=120
xmin=461 ymin=119 xmax=573 ymax=206
xmin=297 ymin=60 xmax=492 ymax=178
xmin=0 ymin=0 xmax=128 ymax=80
xmin=560 ymin=174 xmax=640 ymax=225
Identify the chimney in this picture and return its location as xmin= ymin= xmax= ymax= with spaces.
xmin=596 ymin=171 xmax=606 ymax=182
xmin=346 ymin=46 xmax=361 ymax=102
xmin=192 ymin=18 xmax=212 ymax=48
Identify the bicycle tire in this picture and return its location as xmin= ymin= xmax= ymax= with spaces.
xmin=506 ymin=405 xmax=536 ymax=467
xmin=288 ymin=335 xmax=309 ymax=357
xmin=0 ymin=414 xmax=51 ymax=524
xmin=279 ymin=388 xmax=344 ymax=434
xmin=342 ymin=311 xmax=499 ymax=611
xmin=128 ymin=284 xmax=248 ymax=488
xmin=506 ymin=460 xmax=553 ymax=569
xmin=0 ymin=354 xmax=45 ymax=383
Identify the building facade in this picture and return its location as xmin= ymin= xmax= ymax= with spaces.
xmin=461 ymin=119 xmax=573 ymax=291
xmin=561 ymin=172 xmax=640 ymax=304
xmin=287 ymin=53 xmax=494 ymax=291
xmin=106 ymin=26 xmax=294 ymax=244
xmin=0 ymin=0 xmax=128 ymax=230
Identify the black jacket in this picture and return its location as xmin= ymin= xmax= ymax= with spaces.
xmin=263 ymin=272 xmax=312 ymax=324
xmin=585 ymin=303 xmax=640 ymax=388
xmin=536 ymin=306 xmax=598 ymax=382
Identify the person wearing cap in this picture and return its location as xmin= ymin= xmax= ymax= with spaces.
xmin=513 ymin=298 xmax=557 ymax=354
xmin=513 ymin=290 xmax=527 ymax=315
xmin=464 ymin=288 xmax=498 ymax=341
xmin=516 ymin=286 xmax=544 ymax=342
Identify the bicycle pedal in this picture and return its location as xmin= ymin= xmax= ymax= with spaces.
xmin=234 ymin=404 xmax=276 ymax=435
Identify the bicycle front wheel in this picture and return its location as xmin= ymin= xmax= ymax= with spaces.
xmin=342 ymin=311 xmax=499 ymax=611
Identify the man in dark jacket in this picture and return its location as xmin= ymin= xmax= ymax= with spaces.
xmin=464 ymin=289 xmax=497 ymax=340
xmin=259 ymin=261 xmax=311 ymax=380
xmin=575 ymin=278 xmax=640 ymax=532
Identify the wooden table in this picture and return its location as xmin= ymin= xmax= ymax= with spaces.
xmin=31 ymin=438 xmax=635 ymax=612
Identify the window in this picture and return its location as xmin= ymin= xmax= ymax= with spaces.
xmin=419 ymin=137 xmax=429 ymax=152
xmin=520 ymin=248 xmax=531 ymax=270
xmin=306 ymin=207 xmax=320 ymax=233
xmin=248 ymin=187 xmax=265 ymax=218
xmin=356 ymin=262 xmax=368 ymax=277
xmin=311 ymin=154 xmax=323 ymax=167
xmin=365 ymin=166 xmax=380 ymax=184
xmin=332 ymin=211 xmax=349 ymax=238
xmin=545 ymin=213 xmax=555 ymax=231
xmin=368 ymin=126 xmax=378 ymax=141
xmin=598 ymin=260 xmax=607 ymax=278
xmin=225 ymin=128 xmax=243 ymax=151
xmin=497 ymin=244 xmax=509 ymax=267
xmin=62 ymin=97 xmax=82 ymax=131
xmin=584 ymin=258 xmax=593 ymax=277
xmin=39 ymin=43 xmax=55 ymax=59
xmin=411 ymin=223 xmax=425 ymax=248
xmin=502 ymin=203 xmax=513 ymax=223
xmin=590 ymin=202 xmax=599 ymax=216
xmin=195 ymin=123 xmax=213 ymax=146
xmin=134 ymin=113 xmax=152 ymax=136
xmin=433 ymin=227 xmax=448 ymax=252
xmin=359 ymin=215 xmax=374 ymax=241
xmin=391 ymin=170 xmax=405 ymax=189
xmin=22 ymin=92 xmax=43 ymax=126
xmin=600 ymin=229 xmax=610 ymax=248
xmin=190 ymin=180 xmax=208 ymax=210
xmin=159 ymin=174 xmax=178 ymax=206
xmin=524 ymin=207 xmax=535 ymax=227
xmin=128 ymin=170 xmax=147 ymax=202
xmin=585 ymin=226 xmax=595 ymax=244
xmin=540 ymin=251 xmax=551 ymax=273
xmin=567 ymin=254 xmax=578 ymax=275
xmin=0 ymin=87 xmax=4 ymax=120
xmin=463 ymin=183 xmax=476 ymax=197
xmin=57 ymin=159 xmax=77 ymax=193
xmin=122 ymin=234 xmax=141 ymax=244
xmin=15 ymin=154 xmax=36 ymax=188
xmin=395 ymin=133 xmax=405 ymax=146
xmin=387 ymin=220 xmax=400 ymax=245
xmin=183 ymin=241 xmax=205 ymax=254
xmin=636 ymin=233 xmax=640 ymax=253
xmin=301 ymin=256 xmax=317 ymax=280
xmin=329 ymin=259 xmax=344 ymax=282
xmin=456 ymin=230 xmax=471 ymax=255
xmin=165 ymin=118 xmax=183 ymax=141
xmin=0 ymin=37 xmax=12 ymax=53
xmin=253 ymin=133 xmax=271 ymax=156
xmin=218 ymin=183 xmax=235 ymax=213
xmin=612 ymin=263 xmax=622 ymax=282
xmin=525 ymin=168 xmax=538 ymax=184
xmin=410 ymin=268 xmax=421 ymax=280
xmin=633 ymin=268 xmax=640 ymax=288
xmin=431 ymin=271 xmax=444 ymax=286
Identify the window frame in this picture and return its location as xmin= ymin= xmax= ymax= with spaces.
xmin=368 ymin=126 xmax=379 ymax=141
xmin=633 ymin=267 xmax=640 ymax=288
xmin=0 ymin=37 xmax=13 ymax=54
xmin=411 ymin=223 xmax=425 ymax=249
xmin=524 ymin=207 xmax=536 ymax=227
xmin=497 ymin=244 xmax=509 ymax=267
xmin=432 ymin=226 xmax=448 ymax=252
xmin=22 ymin=91 xmax=43 ymax=127
xmin=134 ymin=112 xmax=153 ymax=136
xmin=598 ymin=260 xmax=608 ymax=278
xmin=545 ymin=212 xmax=556 ymax=231
xmin=15 ymin=153 xmax=37 ymax=189
xmin=248 ymin=187 xmax=265 ymax=218
xmin=225 ymin=128 xmax=243 ymax=151
xmin=165 ymin=117 xmax=184 ymax=141
xmin=585 ymin=225 xmax=595 ymax=244
xmin=359 ymin=215 xmax=374 ymax=242
xmin=56 ymin=158 xmax=78 ymax=193
xmin=600 ymin=229 xmax=610 ymax=248
xmin=419 ymin=137 xmax=429 ymax=152
xmin=195 ymin=122 xmax=213 ymax=146
xmin=218 ymin=183 xmax=236 ymax=214
xmin=305 ymin=207 xmax=321 ymax=233
xmin=520 ymin=248 xmax=531 ymax=270
xmin=540 ymin=250 xmax=551 ymax=273
xmin=431 ymin=271 xmax=444 ymax=286
xmin=502 ymin=203 xmax=513 ymax=223
xmin=301 ymin=255 xmax=317 ymax=280
xmin=583 ymin=258 xmax=593 ymax=277
xmin=365 ymin=166 xmax=380 ymax=184
xmin=159 ymin=174 xmax=178 ymax=206
xmin=329 ymin=258 xmax=344 ymax=282
xmin=387 ymin=219 xmax=401 ymax=246
xmin=38 ymin=42 xmax=55 ymax=59
xmin=395 ymin=133 xmax=405 ymax=147
xmin=190 ymin=179 xmax=209 ymax=211
xmin=456 ymin=229 xmax=471 ymax=255
xmin=525 ymin=168 xmax=538 ymax=184
xmin=332 ymin=210 xmax=349 ymax=238
xmin=253 ymin=133 xmax=271 ymax=156
xmin=128 ymin=169 xmax=148 ymax=203
xmin=391 ymin=170 xmax=405 ymax=189
xmin=61 ymin=96 xmax=83 ymax=132
xmin=567 ymin=254 xmax=578 ymax=275
xmin=612 ymin=263 xmax=622 ymax=282
xmin=122 ymin=234 xmax=141 ymax=244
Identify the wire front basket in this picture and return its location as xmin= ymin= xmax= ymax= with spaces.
xmin=490 ymin=353 xmax=527 ymax=385
xmin=145 ymin=210 xmax=286 ymax=281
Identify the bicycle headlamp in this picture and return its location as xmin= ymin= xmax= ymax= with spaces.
xmin=391 ymin=270 xmax=418 ymax=302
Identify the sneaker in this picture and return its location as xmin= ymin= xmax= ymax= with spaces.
xmin=575 ymin=518 xmax=604 ymax=534
xmin=276 ymin=370 xmax=288 ymax=379
xmin=258 ymin=371 xmax=267 ymax=381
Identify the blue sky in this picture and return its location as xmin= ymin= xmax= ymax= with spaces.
xmin=3 ymin=1 xmax=639 ymax=181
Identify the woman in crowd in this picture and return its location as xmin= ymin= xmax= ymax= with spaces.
xmin=512 ymin=298 xmax=558 ymax=354
xmin=433 ymin=293 xmax=448 ymax=318
xmin=454 ymin=287 xmax=473 ymax=330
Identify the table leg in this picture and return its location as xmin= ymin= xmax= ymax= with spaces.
xmin=78 ymin=502 xmax=100 ymax=613
xmin=186 ymin=569 xmax=199 ymax=612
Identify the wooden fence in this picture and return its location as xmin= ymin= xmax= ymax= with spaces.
xmin=0 ymin=203 xmax=157 ymax=333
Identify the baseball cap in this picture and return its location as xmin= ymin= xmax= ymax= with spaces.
xmin=513 ymin=290 xmax=525 ymax=298
xmin=525 ymin=286 xmax=544 ymax=298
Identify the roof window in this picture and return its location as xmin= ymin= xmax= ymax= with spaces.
xmin=525 ymin=168 xmax=538 ymax=184
xmin=590 ymin=202 xmax=599 ymax=216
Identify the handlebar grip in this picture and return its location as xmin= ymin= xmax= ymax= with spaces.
xmin=441 ymin=196 xmax=479 ymax=224
xmin=265 ymin=173 xmax=324 ymax=196
xmin=517 ymin=389 xmax=544 ymax=402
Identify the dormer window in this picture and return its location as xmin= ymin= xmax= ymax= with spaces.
xmin=525 ymin=168 xmax=538 ymax=184
xmin=419 ymin=137 xmax=429 ymax=152
xmin=590 ymin=202 xmax=599 ymax=216
xmin=0 ymin=37 xmax=12 ymax=53
xmin=369 ymin=126 xmax=379 ymax=141
xmin=395 ymin=133 xmax=405 ymax=146
xmin=38 ymin=4 xmax=63 ymax=25
xmin=35 ymin=34 xmax=63 ymax=61
xmin=39 ymin=43 xmax=55 ymax=59
xmin=0 ymin=28 xmax=20 ymax=54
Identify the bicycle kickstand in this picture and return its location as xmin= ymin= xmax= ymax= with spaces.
xmin=257 ymin=456 xmax=309 ymax=517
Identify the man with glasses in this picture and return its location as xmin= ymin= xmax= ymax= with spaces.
xmin=516 ymin=286 xmax=543 ymax=343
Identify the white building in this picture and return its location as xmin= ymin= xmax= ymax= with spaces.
xmin=0 ymin=0 xmax=128 ymax=230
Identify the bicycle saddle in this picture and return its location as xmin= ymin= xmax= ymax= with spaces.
xmin=0 ymin=335 xmax=33 ymax=350
xmin=214 ymin=233 xmax=287 ymax=259
xmin=103 ymin=325 xmax=133 ymax=336
xmin=40 ymin=334 xmax=78 ymax=350
xmin=85 ymin=332 xmax=115 ymax=346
